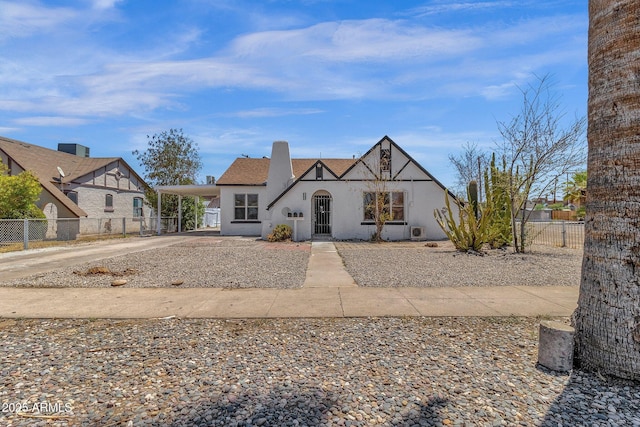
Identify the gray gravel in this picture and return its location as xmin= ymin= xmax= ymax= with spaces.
xmin=0 ymin=238 xmax=311 ymax=289
xmin=1 ymin=317 xmax=639 ymax=427
xmin=0 ymin=238 xmax=582 ymax=290
xmin=335 ymin=242 xmax=582 ymax=288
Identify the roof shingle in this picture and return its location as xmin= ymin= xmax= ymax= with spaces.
xmin=216 ymin=157 xmax=357 ymax=185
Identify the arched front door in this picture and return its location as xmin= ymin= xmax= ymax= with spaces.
xmin=312 ymin=190 xmax=332 ymax=237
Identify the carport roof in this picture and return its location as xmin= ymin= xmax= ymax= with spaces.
xmin=155 ymin=184 xmax=219 ymax=198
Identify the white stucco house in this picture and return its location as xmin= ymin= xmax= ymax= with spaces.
xmin=216 ymin=136 xmax=456 ymax=241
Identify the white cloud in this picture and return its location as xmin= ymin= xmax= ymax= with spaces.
xmin=409 ymin=1 xmax=517 ymax=17
xmin=89 ymin=0 xmax=123 ymax=10
xmin=0 ymin=1 xmax=77 ymax=40
xmin=230 ymin=108 xmax=324 ymax=118
xmin=229 ymin=19 xmax=480 ymax=63
xmin=0 ymin=5 xmax=587 ymax=119
xmin=12 ymin=116 xmax=92 ymax=126
xmin=0 ymin=126 xmax=19 ymax=134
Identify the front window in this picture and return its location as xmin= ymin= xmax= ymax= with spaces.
xmin=234 ymin=194 xmax=259 ymax=220
xmin=133 ymin=197 xmax=143 ymax=218
xmin=391 ymin=192 xmax=404 ymax=220
xmin=363 ymin=191 xmax=404 ymax=221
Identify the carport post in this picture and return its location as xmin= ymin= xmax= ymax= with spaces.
xmin=23 ymin=219 xmax=29 ymax=250
xmin=195 ymin=196 xmax=199 ymax=230
xmin=157 ymin=189 xmax=162 ymax=235
xmin=178 ymin=195 xmax=182 ymax=233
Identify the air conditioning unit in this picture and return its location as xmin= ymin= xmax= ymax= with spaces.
xmin=410 ymin=226 xmax=425 ymax=241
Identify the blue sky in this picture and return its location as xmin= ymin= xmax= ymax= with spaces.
xmin=0 ymin=0 xmax=587 ymax=189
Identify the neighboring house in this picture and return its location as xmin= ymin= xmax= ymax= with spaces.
xmin=216 ymin=135 xmax=456 ymax=241
xmin=0 ymin=136 xmax=150 ymax=236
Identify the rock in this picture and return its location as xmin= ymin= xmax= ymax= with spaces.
xmin=171 ymin=280 xmax=184 ymax=286
xmin=111 ymin=279 xmax=127 ymax=287
xmin=88 ymin=266 xmax=111 ymax=275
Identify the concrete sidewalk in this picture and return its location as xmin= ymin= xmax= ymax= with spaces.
xmin=0 ymin=235 xmax=578 ymax=319
xmin=0 ymin=285 xmax=578 ymax=319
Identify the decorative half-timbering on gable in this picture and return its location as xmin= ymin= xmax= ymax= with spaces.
xmin=216 ymin=135 xmax=455 ymax=241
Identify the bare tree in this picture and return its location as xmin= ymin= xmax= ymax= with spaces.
xmin=359 ymin=146 xmax=397 ymax=242
xmin=448 ymin=142 xmax=488 ymax=200
xmin=496 ymin=75 xmax=587 ymax=253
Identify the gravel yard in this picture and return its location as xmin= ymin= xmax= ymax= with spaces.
xmin=0 ymin=237 xmax=582 ymax=290
xmin=1 ymin=238 xmax=636 ymax=426
xmin=335 ymin=241 xmax=582 ymax=288
xmin=1 ymin=317 xmax=638 ymax=427
xmin=0 ymin=237 xmax=311 ymax=289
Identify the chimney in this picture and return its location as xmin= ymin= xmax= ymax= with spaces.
xmin=266 ymin=141 xmax=294 ymax=204
xmin=58 ymin=143 xmax=90 ymax=157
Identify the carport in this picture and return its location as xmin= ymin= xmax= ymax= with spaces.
xmin=154 ymin=184 xmax=220 ymax=235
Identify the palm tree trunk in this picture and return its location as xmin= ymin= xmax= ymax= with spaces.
xmin=573 ymin=0 xmax=640 ymax=380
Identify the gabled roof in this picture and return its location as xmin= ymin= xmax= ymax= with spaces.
xmin=216 ymin=157 xmax=356 ymax=186
xmin=216 ymin=136 xmax=455 ymax=211
xmin=344 ymin=135 xmax=453 ymax=193
xmin=0 ymin=136 xmax=147 ymax=218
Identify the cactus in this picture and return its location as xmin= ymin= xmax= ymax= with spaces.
xmin=468 ymin=180 xmax=478 ymax=219
xmin=483 ymin=154 xmax=512 ymax=248
xmin=434 ymin=187 xmax=494 ymax=252
xmin=434 ymin=155 xmax=513 ymax=252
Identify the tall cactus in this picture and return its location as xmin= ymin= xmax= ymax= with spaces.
xmin=483 ymin=153 xmax=512 ymax=248
xmin=468 ymin=180 xmax=478 ymax=219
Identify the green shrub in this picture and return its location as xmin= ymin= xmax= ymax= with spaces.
xmin=267 ymin=224 xmax=292 ymax=242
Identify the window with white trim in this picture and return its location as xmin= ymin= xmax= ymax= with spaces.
xmin=133 ymin=197 xmax=143 ymax=218
xmin=234 ymin=194 xmax=259 ymax=220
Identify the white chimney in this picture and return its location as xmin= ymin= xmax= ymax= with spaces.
xmin=266 ymin=141 xmax=294 ymax=204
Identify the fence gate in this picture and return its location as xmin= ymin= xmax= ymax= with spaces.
xmin=313 ymin=194 xmax=332 ymax=236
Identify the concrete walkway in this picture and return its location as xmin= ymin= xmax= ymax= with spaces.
xmin=0 ymin=235 xmax=579 ymax=319
xmin=303 ymin=241 xmax=357 ymax=288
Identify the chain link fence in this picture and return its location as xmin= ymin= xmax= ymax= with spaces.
xmin=0 ymin=217 xmax=179 ymax=251
xmin=523 ymin=221 xmax=585 ymax=249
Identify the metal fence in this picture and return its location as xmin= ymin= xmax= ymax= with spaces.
xmin=0 ymin=217 xmax=179 ymax=250
xmin=523 ymin=221 xmax=585 ymax=249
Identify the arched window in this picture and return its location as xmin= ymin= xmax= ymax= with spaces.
xmin=105 ymin=194 xmax=114 ymax=212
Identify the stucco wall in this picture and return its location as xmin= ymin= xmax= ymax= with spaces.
xmin=263 ymin=180 xmax=451 ymax=241
xmin=219 ymin=186 xmax=266 ymax=236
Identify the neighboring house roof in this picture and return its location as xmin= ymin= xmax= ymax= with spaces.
xmin=216 ymin=158 xmax=356 ymax=186
xmin=0 ymin=136 xmax=147 ymax=218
